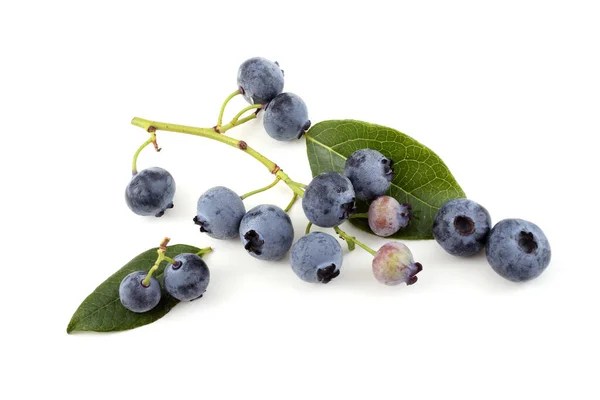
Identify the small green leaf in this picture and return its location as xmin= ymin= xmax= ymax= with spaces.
xmin=67 ymin=244 xmax=200 ymax=334
xmin=306 ymin=120 xmax=466 ymax=239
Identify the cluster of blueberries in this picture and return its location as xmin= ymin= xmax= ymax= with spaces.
xmin=433 ymin=199 xmax=551 ymax=282
xmin=119 ymin=253 xmax=209 ymax=313
xmin=119 ymin=57 xmax=316 ymax=313
xmin=118 ymin=56 xmax=551 ymax=314
xmin=193 ymin=146 xmax=422 ymax=288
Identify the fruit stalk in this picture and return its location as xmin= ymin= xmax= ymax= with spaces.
xmin=131 ymin=134 xmax=156 ymax=175
xmin=241 ymin=177 xmax=280 ymax=200
xmin=142 ymin=237 xmax=176 ymax=286
xmin=305 ymin=222 xmax=313 ymax=234
xmin=284 ymin=193 xmax=298 ymax=212
xmin=216 ymin=89 xmax=241 ymax=128
xmin=130 ymin=117 xmax=305 ymax=197
xmin=334 ymin=226 xmax=376 ymax=256
xmin=228 ymin=104 xmax=262 ymax=127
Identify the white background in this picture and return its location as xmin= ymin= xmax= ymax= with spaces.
xmin=1 ymin=1 xmax=599 ymax=399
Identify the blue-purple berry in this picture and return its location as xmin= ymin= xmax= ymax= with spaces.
xmin=302 ymin=171 xmax=356 ymax=228
xmin=263 ymin=93 xmax=310 ymax=141
xmin=237 ymin=57 xmax=284 ymax=105
xmin=194 ymin=186 xmax=246 ymax=240
xmin=119 ymin=271 xmax=161 ymax=313
xmin=239 ymin=205 xmax=294 ymax=261
xmin=486 ymin=219 xmax=551 ymax=282
xmin=125 ymin=167 xmax=175 ymax=217
xmin=163 ymin=253 xmax=210 ymax=301
xmin=432 ymin=198 xmax=492 ymax=257
xmin=290 ymin=232 xmax=342 ymax=284
xmin=344 ymin=149 xmax=393 ymax=201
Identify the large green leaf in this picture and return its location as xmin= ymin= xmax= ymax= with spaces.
xmin=67 ymin=244 xmax=200 ymax=333
xmin=305 ymin=120 xmax=466 ymax=239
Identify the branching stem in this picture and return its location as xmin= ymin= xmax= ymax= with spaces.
xmin=143 ymin=237 xmax=171 ymax=286
xmin=217 ymin=90 xmax=241 ymax=128
xmin=333 ymin=226 xmax=377 ymax=256
xmin=131 ymin=116 xmax=306 ymax=197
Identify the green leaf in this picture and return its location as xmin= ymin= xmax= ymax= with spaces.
xmin=305 ymin=120 xmax=466 ymax=239
xmin=67 ymin=244 xmax=200 ymax=334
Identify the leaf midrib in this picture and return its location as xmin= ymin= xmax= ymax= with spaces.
xmin=306 ymin=135 xmax=439 ymax=209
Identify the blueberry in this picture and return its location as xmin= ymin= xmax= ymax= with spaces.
xmin=119 ymin=271 xmax=161 ymax=313
xmin=372 ymin=242 xmax=422 ymax=286
xmin=263 ymin=93 xmax=310 ymax=141
xmin=163 ymin=253 xmax=210 ymax=301
xmin=290 ymin=232 xmax=343 ymax=284
xmin=486 ymin=219 xmax=551 ymax=282
xmin=368 ymin=196 xmax=412 ymax=237
xmin=125 ymin=167 xmax=175 ymax=217
xmin=432 ymin=199 xmax=492 ymax=257
xmin=193 ymin=186 xmax=246 ymax=240
xmin=237 ymin=57 xmax=284 ymax=104
xmin=344 ymin=149 xmax=393 ymax=201
xmin=302 ymin=171 xmax=356 ymax=228
xmin=239 ymin=204 xmax=294 ymax=261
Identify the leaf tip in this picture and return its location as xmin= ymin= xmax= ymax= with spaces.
xmin=66 ymin=315 xmax=80 ymax=334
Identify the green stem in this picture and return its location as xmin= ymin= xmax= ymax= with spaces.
xmin=131 ymin=136 xmax=154 ymax=175
xmin=231 ymin=104 xmax=262 ymax=124
xmin=196 ymin=247 xmax=213 ymax=257
xmin=349 ymin=212 xmax=369 ymax=219
xmin=234 ymin=114 xmax=257 ymax=126
xmin=305 ymin=222 xmax=313 ymax=234
xmin=217 ymin=90 xmax=240 ymax=128
xmin=241 ymin=177 xmax=280 ymax=200
xmin=164 ymin=256 xmax=177 ymax=265
xmin=333 ymin=226 xmax=377 ymax=256
xmin=292 ymin=182 xmax=307 ymax=189
xmin=131 ymin=117 xmax=305 ymax=197
xmin=284 ymin=193 xmax=298 ymax=213
xmin=143 ymin=237 xmax=171 ymax=286
xmin=218 ymin=112 xmax=257 ymax=133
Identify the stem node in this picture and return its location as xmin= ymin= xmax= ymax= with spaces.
xmin=159 ymin=237 xmax=170 ymax=252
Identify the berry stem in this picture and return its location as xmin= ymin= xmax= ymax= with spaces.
xmin=163 ymin=256 xmax=177 ymax=265
xmin=349 ymin=212 xmax=368 ymax=219
xmin=196 ymin=247 xmax=213 ymax=257
xmin=231 ymin=104 xmax=262 ymax=124
xmin=131 ymin=117 xmax=306 ymax=198
xmin=333 ymin=226 xmax=376 ymax=256
xmin=305 ymin=222 xmax=313 ymax=234
xmin=292 ymin=181 xmax=307 ymax=189
xmin=142 ymin=237 xmax=171 ymax=287
xmin=241 ymin=177 xmax=280 ymax=200
xmin=284 ymin=193 xmax=298 ymax=213
xmin=131 ymin=134 xmax=156 ymax=175
xmin=217 ymin=112 xmax=258 ymax=133
xmin=216 ymin=90 xmax=241 ymax=129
